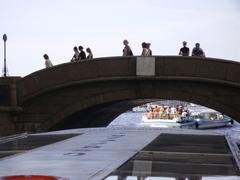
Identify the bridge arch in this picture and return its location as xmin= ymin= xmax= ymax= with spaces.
xmin=16 ymin=56 xmax=240 ymax=132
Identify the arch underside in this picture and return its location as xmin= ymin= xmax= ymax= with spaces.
xmin=18 ymin=79 xmax=240 ymax=132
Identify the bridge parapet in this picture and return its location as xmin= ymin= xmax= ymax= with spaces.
xmin=17 ymin=56 xmax=136 ymax=102
xmin=17 ymin=56 xmax=240 ymax=103
xmin=155 ymin=56 xmax=240 ymax=85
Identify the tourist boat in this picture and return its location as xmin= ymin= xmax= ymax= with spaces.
xmin=140 ymin=111 xmax=197 ymax=128
xmin=140 ymin=108 xmax=234 ymax=129
xmin=193 ymin=110 xmax=234 ymax=129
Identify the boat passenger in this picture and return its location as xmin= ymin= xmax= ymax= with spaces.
xmin=182 ymin=110 xmax=188 ymax=117
xmin=152 ymin=106 xmax=160 ymax=118
xmin=159 ymin=106 xmax=165 ymax=117
xmin=170 ymin=106 xmax=176 ymax=119
xmin=178 ymin=106 xmax=183 ymax=115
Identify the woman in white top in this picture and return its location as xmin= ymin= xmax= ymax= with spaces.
xmin=43 ymin=54 xmax=53 ymax=68
xmin=146 ymin=43 xmax=152 ymax=56
xmin=141 ymin=42 xmax=148 ymax=56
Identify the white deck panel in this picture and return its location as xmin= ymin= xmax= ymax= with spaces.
xmin=0 ymin=127 xmax=239 ymax=180
xmin=0 ymin=128 xmax=160 ymax=180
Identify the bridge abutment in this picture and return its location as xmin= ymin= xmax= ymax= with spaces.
xmin=0 ymin=77 xmax=22 ymax=136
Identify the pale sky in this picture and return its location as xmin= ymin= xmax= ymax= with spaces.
xmin=0 ymin=0 xmax=240 ymax=77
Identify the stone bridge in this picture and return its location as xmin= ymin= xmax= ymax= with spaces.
xmin=0 ymin=56 xmax=240 ymax=135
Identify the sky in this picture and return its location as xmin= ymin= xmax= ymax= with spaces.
xmin=0 ymin=0 xmax=240 ymax=77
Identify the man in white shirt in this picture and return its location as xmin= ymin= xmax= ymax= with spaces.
xmin=43 ymin=54 xmax=53 ymax=68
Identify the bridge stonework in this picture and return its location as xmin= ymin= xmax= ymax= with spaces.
xmin=0 ymin=56 xmax=240 ymax=135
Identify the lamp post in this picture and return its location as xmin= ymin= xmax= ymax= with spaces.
xmin=3 ymin=34 xmax=7 ymax=77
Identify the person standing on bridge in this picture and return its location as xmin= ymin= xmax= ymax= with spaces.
xmin=146 ymin=43 xmax=152 ymax=56
xmin=43 ymin=54 xmax=53 ymax=68
xmin=141 ymin=42 xmax=148 ymax=56
xmin=192 ymin=43 xmax=205 ymax=57
xmin=71 ymin=46 xmax=80 ymax=62
xmin=86 ymin=47 xmax=93 ymax=60
xmin=78 ymin=46 xmax=86 ymax=60
xmin=179 ymin=41 xmax=190 ymax=56
xmin=122 ymin=39 xmax=133 ymax=56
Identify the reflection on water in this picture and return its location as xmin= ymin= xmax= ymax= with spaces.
xmin=104 ymin=134 xmax=239 ymax=180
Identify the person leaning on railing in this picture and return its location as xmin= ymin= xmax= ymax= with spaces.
xmin=192 ymin=43 xmax=205 ymax=57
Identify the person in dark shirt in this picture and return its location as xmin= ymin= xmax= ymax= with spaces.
xmin=78 ymin=46 xmax=86 ymax=60
xmin=179 ymin=41 xmax=190 ymax=56
xmin=192 ymin=43 xmax=205 ymax=57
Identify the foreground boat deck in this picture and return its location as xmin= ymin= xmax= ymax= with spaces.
xmin=0 ymin=127 xmax=239 ymax=180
